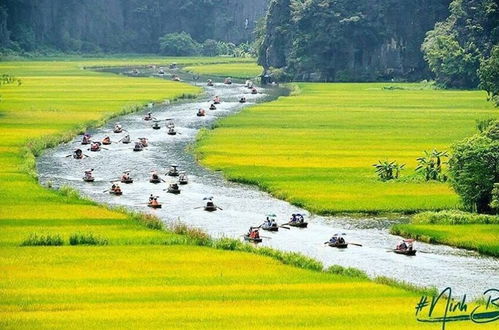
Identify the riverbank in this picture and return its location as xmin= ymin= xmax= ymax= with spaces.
xmin=0 ymin=58 xmax=471 ymax=328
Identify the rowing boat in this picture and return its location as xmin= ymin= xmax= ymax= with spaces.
xmin=243 ymin=235 xmax=262 ymax=243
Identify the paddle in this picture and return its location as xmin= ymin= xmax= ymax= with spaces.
xmin=102 ymin=190 xmax=109 ymax=193
xmin=193 ymin=206 xmax=204 ymax=209
xmin=279 ymin=225 xmax=290 ymax=230
xmin=217 ymin=206 xmax=223 ymax=210
xmin=349 ymin=243 xmax=363 ymax=247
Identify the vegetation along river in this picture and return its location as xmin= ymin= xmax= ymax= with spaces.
xmin=37 ymin=68 xmax=498 ymax=298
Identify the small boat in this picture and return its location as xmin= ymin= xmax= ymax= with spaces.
xmin=251 ymin=88 xmax=258 ymax=95
xmin=394 ymin=239 xmax=417 ymax=255
xmin=133 ymin=142 xmax=143 ymax=152
xmin=207 ymin=80 xmax=214 ymax=86
xmin=288 ymin=214 xmax=308 ymax=228
xmin=224 ymin=77 xmax=232 ymax=85
xmin=121 ymin=135 xmax=131 ymax=144
xmin=81 ymin=135 xmax=91 ymax=145
xmin=178 ymin=172 xmax=188 ymax=185
xmin=328 ymin=242 xmax=348 ymax=248
xmin=239 ymin=97 xmax=246 ymax=103
xmin=109 ymin=189 xmax=122 ymax=196
xmin=394 ymin=249 xmax=417 ymax=256
xmin=113 ymin=124 xmax=123 ymax=133
xmin=143 ymin=112 xmax=153 ymax=121
xmin=166 ymin=120 xmax=175 ymax=128
xmin=197 ymin=109 xmax=206 ymax=117
xmin=83 ymin=170 xmax=94 ymax=182
xmin=209 ymin=104 xmax=217 ymax=110
xmin=213 ymin=96 xmax=221 ymax=104
xmin=204 ymin=201 xmax=218 ymax=212
xmin=167 ymin=183 xmax=181 ymax=194
xmin=172 ymin=75 xmax=181 ymax=81
xmin=327 ymin=234 xmax=348 ymax=248
xmin=167 ymin=165 xmax=179 ymax=177
xmin=89 ymin=142 xmax=101 ymax=152
xmin=148 ymin=202 xmax=162 ymax=209
xmin=261 ymin=214 xmax=279 ymax=231
xmin=152 ymin=121 xmax=161 ymax=130
xmin=149 ymin=176 xmax=161 ymax=184
xmin=158 ymin=69 xmax=165 ymax=75
xmin=262 ymin=224 xmax=279 ymax=232
xmin=73 ymin=149 xmax=84 ymax=159
xmin=167 ymin=127 xmax=177 ymax=135
xmin=139 ymin=138 xmax=148 ymax=147
xmin=120 ymin=172 xmax=133 ymax=184
xmin=102 ymin=137 xmax=111 ymax=145
xmin=243 ymin=234 xmax=262 ymax=243
xmin=169 ymin=63 xmax=177 ymax=70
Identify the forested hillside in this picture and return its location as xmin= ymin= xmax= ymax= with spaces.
xmin=1 ymin=0 xmax=268 ymax=53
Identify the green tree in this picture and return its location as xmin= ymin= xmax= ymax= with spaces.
xmin=449 ymin=121 xmax=499 ymax=213
xmin=373 ymin=160 xmax=405 ymax=181
xmin=478 ymin=45 xmax=499 ymax=106
xmin=159 ymin=32 xmax=200 ymax=56
xmin=202 ymin=39 xmax=219 ymax=56
xmin=415 ymin=149 xmax=448 ymax=181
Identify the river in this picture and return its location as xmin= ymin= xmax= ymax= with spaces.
xmin=37 ymin=68 xmax=498 ymax=298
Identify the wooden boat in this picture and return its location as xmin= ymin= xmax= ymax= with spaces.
xmin=102 ymin=138 xmax=111 ymax=145
xmin=178 ymin=172 xmax=188 ymax=185
xmin=73 ymin=150 xmax=83 ymax=159
xmin=224 ymin=78 xmax=232 ymax=85
xmin=209 ymin=104 xmax=217 ymax=110
xmin=109 ymin=190 xmax=122 ymax=196
xmin=167 ymin=128 xmax=177 ymax=135
xmin=149 ymin=178 xmax=161 ymax=184
xmin=394 ymin=249 xmax=417 ymax=256
xmin=207 ymin=82 xmax=214 ymax=86
xmin=83 ymin=176 xmax=94 ymax=182
xmin=152 ymin=122 xmax=161 ymax=130
xmin=243 ymin=235 xmax=262 ymax=243
xmin=89 ymin=144 xmax=101 ymax=152
xmin=196 ymin=110 xmax=206 ymax=117
xmin=204 ymin=201 xmax=218 ymax=212
xmin=261 ymin=224 xmax=279 ymax=232
xmin=133 ymin=143 xmax=143 ymax=152
xmin=167 ymin=184 xmax=181 ymax=194
xmin=121 ymin=178 xmax=133 ymax=184
xmin=81 ymin=136 xmax=91 ymax=145
xmin=239 ymin=98 xmax=246 ymax=103
xmin=121 ymin=135 xmax=131 ymax=144
xmin=251 ymin=89 xmax=258 ymax=95
xmin=167 ymin=165 xmax=179 ymax=177
xmin=113 ymin=127 xmax=123 ymax=133
xmin=148 ymin=203 xmax=162 ymax=209
xmin=289 ymin=221 xmax=308 ymax=228
xmin=144 ymin=115 xmax=153 ymax=121
xmin=328 ymin=242 xmax=348 ymax=249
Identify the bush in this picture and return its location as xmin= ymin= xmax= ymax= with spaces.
xmin=374 ymin=276 xmax=437 ymax=296
xmin=69 ymin=233 xmax=108 ymax=246
xmin=169 ymin=222 xmax=212 ymax=246
xmin=326 ymin=265 xmax=369 ymax=279
xmin=159 ymin=32 xmax=200 ymax=56
xmin=413 ymin=210 xmax=499 ymax=225
xmin=449 ymin=121 xmax=499 ymax=212
xmin=21 ymin=233 xmax=64 ymax=246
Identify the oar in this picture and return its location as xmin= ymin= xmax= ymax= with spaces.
xmin=193 ymin=206 xmax=204 ymax=209
xmin=160 ymin=178 xmax=167 ymax=183
xmin=279 ymin=225 xmax=290 ymax=230
xmin=103 ymin=190 xmax=109 ymax=193
xmin=64 ymin=154 xmax=73 ymax=158
xmin=83 ymin=154 xmax=90 ymax=158
xmin=259 ymin=236 xmax=272 ymax=239
xmin=349 ymin=242 xmax=363 ymax=247
xmin=217 ymin=206 xmax=223 ymax=210
xmin=101 ymin=147 xmax=109 ymax=150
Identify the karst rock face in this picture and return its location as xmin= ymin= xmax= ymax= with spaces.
xmin=258 ymin=0 xmax=451 ymax=82
xmin=2 ymin=0 xmax=269 ymax=52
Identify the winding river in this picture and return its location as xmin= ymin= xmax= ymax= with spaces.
xmin=37 ymin=68 xmax=498 ymax=298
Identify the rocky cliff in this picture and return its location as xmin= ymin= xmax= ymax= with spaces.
xmin=1 ymin=0 xmax=268 ymax=52
xmin=258 ymin=0 xmax=451 ymax=82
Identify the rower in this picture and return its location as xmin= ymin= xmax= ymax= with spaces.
xmin=83 ymin=169 xmax=94 ymax=181
xmin=121 ymin=172 xmax=130 ymax=181
xmin=213 ymin=96 xmax=221 ymax=104
xmin=209 ymin=103 xmax=217 ymax=110
xmin=248 ymin=227 xmax=260 ymax=239
xmin=151 ymin=171 xmax=159 ymax=180
xmin=139 ymin=138 xmax=148 ymax=147
xmin=144 ymin=112 xmax=153 ymax=121
xmin=239 ymin=96 xmax=246 ymax=103
xmin=149 ymin=196 xmax=160 ymax=207
xmin=82 ymin=134 xmax=91 ymax=144
xmin=251 ymin=87 xmax=258 ymax=94
xmin=207 ymin=79 xmax=214 ymax=86
xmin=73 ymin=148 xmax=83 ymax=159
xmin=90 ymin=141 xmax=101 ymax=152
xmin=114 ymin=123 xmax=122 ymax=133
xmin=224 ymin=77 xmax=232 ymax=85
xmin=102 ymin=136 xmax=111 ymax=145
xmin=149 ymin=194 xmax=154 ymax=202
xmin=197 ymin=108 xmax=206 ymax=117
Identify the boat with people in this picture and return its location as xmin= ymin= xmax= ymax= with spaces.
xmin=143 ymin=112 xmax=154 ymax=121
xmin=139 ymin=138 xmax=148 ymax=147
xmin=149 ymin=171 xmax=161 ymax=184
xmin=207 ymin=79 xmax=214 ymax=86
xmin=167 ymin=165 xmax=179 ymax=177
xmin=169 ymin=63 xmax=177 ymax=70
xmin=203 ymin=197 xmax=219 ymax=212
xmin=81 ymin=134 xmax=91 ymax=145
xmin=152 ymin=121 xmax=161 ymax=130
xmin=89 ymin=142 xmax=101 ymax=152
xmin=178 ymin=172 xmax=188 ymax=185
xmin=72 ymin=148 xmax=84 ymax=159
xmin=147 ymin=195 xmax=162 ymax=208
xmin=213 ymin=96 xmax=221 ymax=104
xmin=113 ymin=123 xmax=123 ymax=133
xmin=172 ymin=74 xmax=181 ymax=81
xmin=251 ymin=87 xmax=258 ymax=95
xmin=245 ymin=80 xmax=253 ymax=88
xmin=166 ymin=119 xmax=175 ymax=128
xmin=109 ymin=183 xmax=122 ymax=195
xmin=261 ymin=214 xmax=279 ymax=231
xmin=197 ymin=108 xmax=206 ymax=117
xmin=133 ymin=142 xmax=143 ymax=152
xmin=224 ymin=77 xmax=232 ymax=85
xmin=120 ymin=171 xmax=133 ymax=184
xmin=83 ymin=169 xmax=95 ymax=182
xmin=394 ymin=239 xmax=417 ymax=256
xmin=121 ymin=135 xmax=131 ymax=144
xmin=167 ymin=127 xmax=177 ymax=135
xmin=244 ymin=227 xmax=262 ymax=243
xmin=289 ymin=213 xmax=308 ymax=228
xmin=327 ymin=234 xmax=348 ymax=248
xmin=158 ymin=68 xmax=165 ymax=75
xmin=239 ymin=97 xmax=246 ymax=103
xmin=167 ymin=183 xmax=181 ymax=194
xmin=102 ymin=136 xmax=111 ymax=145
xmin=209 ymin=104 xmax=217 ymax=110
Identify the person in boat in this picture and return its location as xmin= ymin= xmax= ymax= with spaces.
xmin=329 ymin=235 xmax=338 ymax=244
xmin=248 ymin=227 xmax=260 ymax=239
xmin=270 ymin=218 xmax=277 ymax=227
xmin=213 ymin=96 xmax=221 ymax=104
xmin=132 ymin=69 xmax=139 ymax=75
xmin=209 ymin=103 xmax=217 ymax=110
xmin=149 ymin=194 xmax=154 ymax=202
xmin=224 ymin=77 xmax=232 ymax=84
xmin=134 ymin=141 xmax=143 ymax=150
xmin=251 ymin=87 xmax=258 ymax=94
xmin=338 ymin=236 xmax=345 ymax=244
xmin=73 ymin=149 xmax=83 ymax=159
xmin=102 ymin=136 xmax=111 ymax=144
xmin=151 ymin=171 xmax=159 ymax=180
xmin=197 ymin=108 xmax=206 ymax=116
xmin=144 ymin=112 xmax=153 ymax=120
xmin=122 ymin=135 xmax=131 ymax=143
xmin=207 ymin=79 xmax=214 ymax=86
xmin=397 ymin=241 xmax=408 ymax=250
xmin=149 ymin=196 xmax=160 ymax=207
xmin=114 ymin=123 xmax=122 ymax=132
xmin=82 ymin=134 xmax=91 ymax=144
xmin=90 ymin=142 xmax=101 ymax=151
xmin=84 ymin=169 xmax=94 ymax=180
xmin=158 ymin=69 xmax=165 ymax=75
xmin=239 ymin=96 xmax=246 ymax=103
xmin=139 ymin=138 xmax=148 ymax=147
xmin=121 ymin=172 xmax=131 ymax=181
xmin=112 ymin=184 xmax=121 ymax=193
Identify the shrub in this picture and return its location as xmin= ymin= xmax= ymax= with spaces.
xmin=412 ymin=210 xmax=499 ymax=225
xmin=21 ymin=233 xmax=63 ymax=246
xmin=326 ymin=265 xmax=369 ymax=279
xmin=69 ymin=233 xmax=108 ymax=246
xmin=374 ymin=276 xmax=437 ymax=296
xmin=158 ymin=32 xmax=200 ymax=56
xmin=169 ymin=222 xmax=212 ymax=246
xmin=373 ymin=160 xmax=405 ymax=181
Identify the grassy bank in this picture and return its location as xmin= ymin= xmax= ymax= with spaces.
xmin=391 ymin=211 xmax=499 ymax=256
xmin=1 ymin=58 xmax=482 ymax=328
xmin=196 ymin=82 xmax=496 ymax=214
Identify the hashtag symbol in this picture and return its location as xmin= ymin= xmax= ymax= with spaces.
xmin=415 ymin=296 xmax=429 ymax=316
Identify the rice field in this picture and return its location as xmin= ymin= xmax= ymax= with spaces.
xmin=196 ymin=82 xmax=497 ymax=214
xmin=1 ymin=59 xmax=497 ymax=328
